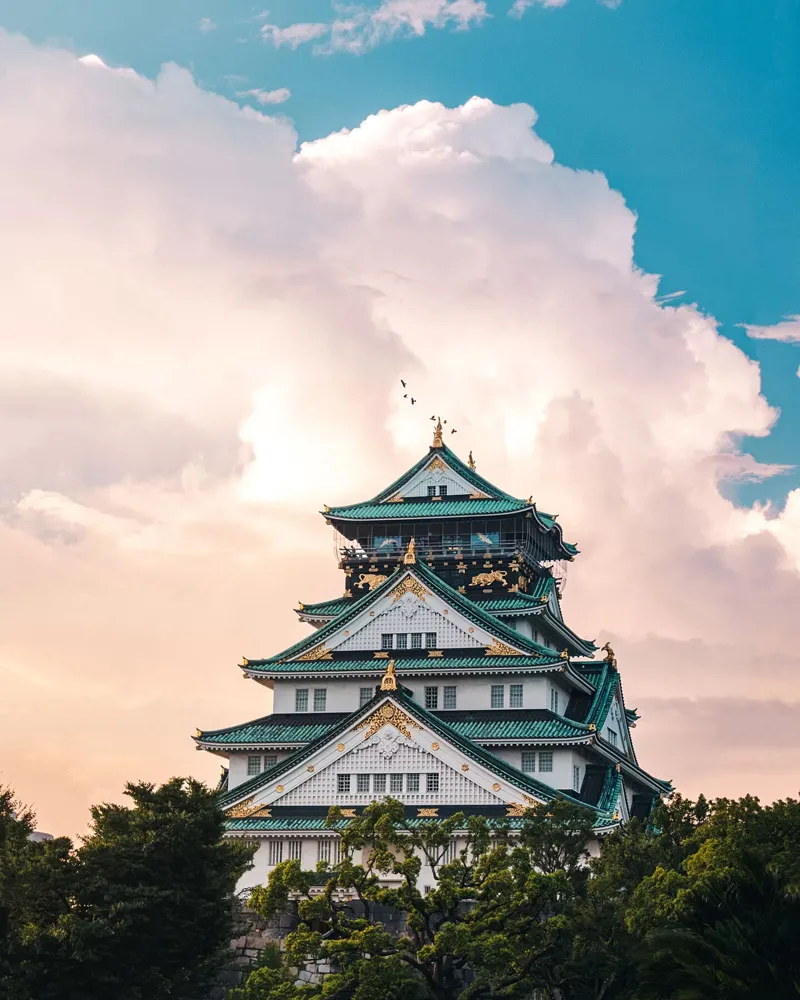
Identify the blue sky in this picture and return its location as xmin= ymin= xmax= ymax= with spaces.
xmin=2 ymin=0 xmax=798 ymax=502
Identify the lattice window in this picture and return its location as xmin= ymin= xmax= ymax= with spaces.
xmin=247 ymin=755 xmax=261 ymax=776
xmin=411 ymin=633 xmax=422 ymax=649
xmin=608 ymin=728 xmax=618 ymax=747
xmin=268 ymin=840 xmax=283 ymax=865
xmin=357 ymin=774 xmax=370 ymax=793
xmin=522 ymin=752 xmax=536 ymax=773
xmin=287 ymin=839 xmax=302 ymax=861
xmin=359 ymin=687 xmax=373 ymax=707
xmin=407 ymin=773 xmax=420 ymax=792
xmin=337 ymin=774 xmax=351 ymax=794
xmin=550 ymin=688 xmax=560 ymax=714
xmin=425 ymin=686 xmax=439 ymax=710
xmin=396 ymin=633 xmax=408 ymax=649
xmin=390 ymin=773 xmax=403 ymax=793
xmin=318 ymin=839 xmax=340 ymax=865
xmin=509 ymin=684 xmax=523 ymax=708
xmin=296 ymin=689 xmax=309 ymax=712
xmin=443 ymin=686 xmax=457 ymax=710
xmin=427 ymin=485 xmax=436 ymax=497
xmin=491 ymin=685 xmax=504 ymax=709
xmin=539 ymin=752 xmax=553 ymax=772
xmin=264 ymin=754 xmax=278 ymax=769
xmin=573 ymin=765 xmax=581 ymax=791
xmin=313 ymin=688 xmax=327 ymax=712
xmin=426 ymin=773 xmax=439 ymax=793
xmin=374 ymin=773 xmax=387 ymax=793
xmin=426 ymin=632 xmax=437 ymax=648
xmin=381 ymin=633 xmax=393 ymax=650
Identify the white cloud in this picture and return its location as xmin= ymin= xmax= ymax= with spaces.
xmin=261 ymin=0 xmax=487 ymax=54
xmin=510 ymin=0 xmax=568 ymax=18
xmin=237 ymin=86 xmax=291 ymax=105
xmin=198 ymin=17 xmax=217 ymax=33
xmin=1 ymin=32 xmax=799 ymax=834
xmin=743 ymin=314 xmax=800 ymax=343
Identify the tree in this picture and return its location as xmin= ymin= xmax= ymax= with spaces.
xmin=0 ymin=779 xmax=253 ymax=1000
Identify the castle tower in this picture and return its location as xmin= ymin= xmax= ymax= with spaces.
xmin=196 ymin=429 xmax=669 ymax=886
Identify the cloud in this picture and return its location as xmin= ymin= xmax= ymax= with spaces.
xmin=1 ymin=33 xmax=799 ymax=835
xmin=198 ymin=17 xmax=217 ymax=34
xmin=743 ymin=315 xmax=800 ymax=343
xmin=510 ymin=0 xmax=568 ymax=18
xmin=261 ymin=0 xmax=487 ymax=55
xmin=237 ymin=87 xmax=291 ymax=105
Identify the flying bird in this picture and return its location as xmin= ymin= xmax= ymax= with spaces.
xmin=430 ymin=415 xmax=436 ymax=421
xmin=403 ymin=393 xmax=408 ymax=398
xmin=451 ymin=428 xmax=457 ymax=434
xmin=400 ymin=379 xmax=407 ymax=388
xmin=411 ymin=398 xmax=416 ymax=405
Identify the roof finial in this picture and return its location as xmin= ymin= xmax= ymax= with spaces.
xmin=468 ymin=450 xmax=475 ymax=470
xmin=601 ymin=641 xmax=617 ymax=667
xmin=432 ymin=417 xmax=443 ymax=449
xmin=380 ymin=659 xmax=398 ymax=691
xmin=403 ymin=537 xmax=416 ymax=564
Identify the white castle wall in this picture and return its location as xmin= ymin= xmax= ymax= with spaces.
xmin=336 ymin=602 xmax=483 ymax=651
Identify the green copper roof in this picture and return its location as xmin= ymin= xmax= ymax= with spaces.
xmin=198 ymin=709 xmax=589 ymax=748
xmin=243 ymin=656 xmax=556 ymax=675
xmin=326 ymin=498 xmax=532 ymax=520
xmin=370 ymin=443 xmax=521 ymax=504
xmin=256 ymin=560 xmax=561 ymax=665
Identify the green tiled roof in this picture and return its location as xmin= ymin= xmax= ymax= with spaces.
xmin=326 ymin=498 xmax=532 ymax=520
xmin=243 ymin=656 xmax=562 ymax=676
xmin=257 ymin=561 xmax=561 ymax=665
xmin=225 ymin=815 xmax=552 ymax=832
xmin=298 ymin=597 xmax=353 ymax=618
xmin=199 ymin=709 xmax=589 ymax=748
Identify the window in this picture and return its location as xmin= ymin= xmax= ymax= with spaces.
xmin=263 ymin=754 xmax=277 ymax=769
xmin=608 ymin=728 xmax=618 ymax=747
xmin=510 ymin=684 xmax=523 ymax=708
xmin=425 ymin=632 xmax=437 ymax=648
xmin=426 ymin=773 xmax=440 ymax=793
xmin=444 ymin=839 xmax=458 ymax=863
xmin=491 ymin=684 xmax=504 ymax=708
xmin=247 ymin=755 xmax=262 ymax=776
xmin=423 ymin=885 xmax=432 ymax=895
xmin=396 ymin=633 xmax=408 ymax=649
xmin=411 ymin=633 xmax=423 ymax=649
xmin=573 ymin=765 xmax=581 ymax=791
xmin=443 ymin=685 xmax=457 ymax=710
xmin=425 ymin=686 xmax=439 ymax=710
xmin=295 ymin=689 xmax=309 ymax=712
xmin=287 ymin=839 xmax=302 ymax=861
xmin=359 ymin=686 xmax=373 ymax=707
xmin=268 ymin=840 xmax=283 ymax=866
xmin=438 ymin=485 xmax=448 ymax=497
xmin=522 ymin=751 xmax=536 ymax=773
xmin=406 ymin=773 xmax=420 ymax=792
xmin=550 ymin=688 xmax=560 ymax=715
xmin=373 ymin=773 xmax=387 ymax=794
xmin=318 ymin=839 xmax=332 ymax=865
xmin=313 ymin=688 xmax=327 ymax=712
xmin=539 ymin=752 xmax=553 ymax=772
xmin=357 ymin=774 xmax=370 ymax=793
xmin=337 ymin=774 xmax=351 ymax=794
xmin=427 ymin=485 xmax=436 ymax=497
xmin=390 ymin=773 xmax=403 ymax=793
xmin=381 ymin=633 xmax=394 ymax=650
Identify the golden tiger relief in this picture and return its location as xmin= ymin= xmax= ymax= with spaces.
xmin=357 ymin=573 xmax=388 ymax=591
xmin=470 ymin=570 xmax=508 ymax=588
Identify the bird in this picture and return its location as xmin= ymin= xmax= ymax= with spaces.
xmin=430 ymin=415 xmax=436 ymax=421
xmin=450 ymin=428 xmax=457 ymax=434
xmin=403 ymin=393 xmax=408 ymax=398
xmin=411 ymin=398 xmax=416 ymax=405
xmin=400 ymin=379 xmax=407 ymax=388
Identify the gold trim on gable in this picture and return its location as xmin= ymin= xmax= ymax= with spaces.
xmin=485 ymin=640 xmax=522 ymax=657
xmin=355 ymin=703 xmax=421 ymax=741
xmin=391 ymin=577 xmax=430 ymax=602
xmin=417 ymin=807 xmax=439 ymax=818
xmin=295 ymin=643 xmax=333 ymax=661
xmin=427 ymin=456 xmax=447 ymax=472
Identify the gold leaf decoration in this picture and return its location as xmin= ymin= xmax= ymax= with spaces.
xmin=469 ymin=491 xmax=490 ymax=499
xmin=354 ymin=703 xmax=421 ymax=741
xmin=340 ymin=808 xmax=357 ymax=818
xmin=506 ymin=803 xmax=525 ymax=817
xmin=307 ymin=765 xmax=315 ymax=772
xmin=485 ymin=640 xmax=522 ymax=657
xmin=470 ymin=570 xmax=508 ymax=588
xmin=461 ymin=763 xmax=470 ymax=772
xmin=492 ymin=783 xmax=501 ymax=792
xmin=251 ymin=806 xmax=272 ymax=818
xmin=417 ymin=807 xmax=439 ymax=818
xmin=276 ymin=785 xmax=284 ymax=793
xmin=226 ymin=797 xmax=256 ymax=818
xmin=391 ymin=577 xmax=431 ymax=602
xmin=431 ymin=742 xmax=440 ymax=751
xmin=427 ymin=456 xmax=447 ymax=472
xmin=521 ymin=794 xmax=538 ymax=806
xmin=373 ymin=651 xmax=390 ymax=659
xmin=385 ymin=493 xmax=405 ymax=503
xmin=427 ymin=650 xmax=444 ymax=658
xmin=357 ymin=572 xmax=387 ymax=590
xmin=337 ymin=743 xmax=346 ymax=752
xmin=296 ymin=643 xmax=333 ymax=661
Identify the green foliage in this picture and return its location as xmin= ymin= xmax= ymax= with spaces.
xmin=0 ymin=779 xmax=253 ymax=1000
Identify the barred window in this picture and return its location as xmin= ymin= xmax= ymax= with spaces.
xmin=374 ymin=773 xmax=387 ymax=794
xmin=295 ymin=689 xmax=309 ymax=712
xmin=359 ymin=687 xmax=372 ymax=707
xmin=406 ymin=773 xmax=420 ymax=792
xmin=608 ymin=728 xmax=618 ymax=747
xmin=425 ymin=686 xmax=439 ymax=710
xmin=263 ymin=754 xmax=277 ymax=769
xmin=509 ymin=684 xmax=523 ymax=708
xmin=539 ymin=752 xmax=553 ymax=772
xmin=438 ymin=485 xmax=448 ymax=497
xmin=427 ymin=485 xmax=436 ymax=497
xmin=381 ymin=633 xmax=394 ymax=650
xmin=396 ymin=633 xmax=408 ymax=649
xmin=318 ymin=839 xmax=332 ymax=864
xmin=337 ymin=774 xmax=351 ymax=794
xmin=357 ymin=774 xmax=370 ymax=793
xmin=522 ymin=751 xmax=536 ymax=773
xmin=443 ymin=685 xmax=457 ymax=710
xmin=426 ymin=773 xmax=440 ymax=793
xmin=573 ymin=765 xmax=581 ymax=791
xmin=287 ymin=839 xmax=302 ymax=861
xmin=411 ymin=633 xmax=423 ymax=648
xmin=390 ymin=773 xmax=403 ymax=793
xmin=313 ymin=688 xmax=327 ymax=712
xmin=247 ymin=755 xmax=261 ymax=776
xmin=550 ymin=688 xmax=560 ymax=715
xmin=268 ymin=840 xmax=283 ymax=866
xmin=491 ymin=684 xmax=504 ymax=709
xmin=425 ymin=632 xmax=437 ymax=648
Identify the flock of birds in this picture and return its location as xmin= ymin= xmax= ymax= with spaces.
xmin=400 ymin=380 xmax=458 ymax=434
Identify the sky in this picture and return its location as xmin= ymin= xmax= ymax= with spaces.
xmin=1 ymin=0 xmax=799 ymax=837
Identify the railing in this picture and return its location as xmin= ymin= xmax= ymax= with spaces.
xmin=336 ymin=537 xmax=529 ymax=564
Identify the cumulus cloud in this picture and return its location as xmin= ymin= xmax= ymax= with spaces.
xmin=744 ymin=315 xmax=800 ymax=343
xmin=510 ymin=0 xmax=568 ymax=18
xmin=260 ymin=0 xmax=487 ymax=55
xmin=1 ymin=32 xmax=799 ymax=835
xmin=237 ymin=86 xmax=292 ymax=105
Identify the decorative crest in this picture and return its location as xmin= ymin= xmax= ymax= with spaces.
xmin=403 ymin=537 xmax=417 ymax=564
xmin=601 ymin=641 xmax=617 ymax=667
xmin=380 ymin=659 xmax=398 ymax=691
xmin=468 ymin=450 xmax=476 ymax=470
xmin=355 ymin=703 xmax=420 ymax=740
xmin=485 ymin=640 xmax=522 ymax=657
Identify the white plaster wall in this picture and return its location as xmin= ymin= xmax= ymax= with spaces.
xmin=490 ymin=747 xmax=587 ymax=791
xmin=228 ymin=751 xmax=291 ymax=789
xmin=336 ymin=601 xmax=483 ymax=651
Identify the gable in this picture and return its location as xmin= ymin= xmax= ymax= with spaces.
xmin=392 ymin=455 xmax=483 ymax=500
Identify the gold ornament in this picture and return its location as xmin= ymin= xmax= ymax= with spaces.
xmin=355 ymin=703 xmax=420 ymax=740
xmin=432 ymin=418 xmax=444 ymax=448
xmin=391 ymin=576 xmax=430 ymax=602
xmin=357 ymin=572 xmax=387 ymax=590
xmin=485 ymin=640 xmax=522 ymax=657
xmin=468 ymin=450 xmax=476 ymax=470
xmin=417 ymin=807 xmax=439 ymax=817
xmin=337 ymin=743 xmax=346 ymax=752
xmin=296 ymin=643 xmax=333 ymax=661
xmin=403 ymin=537 xmax=417 ymax=564
xmin=470 ymin=570 xmax=508 ymax=588
xmin=380 ymin=660 xmax=398 ymax=691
